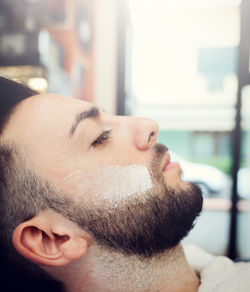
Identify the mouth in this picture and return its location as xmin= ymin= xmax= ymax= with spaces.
xmin=162 ymin=152 xmax=171 ymax=171
xmin=162 ymin=152 xmax=180 ymax=172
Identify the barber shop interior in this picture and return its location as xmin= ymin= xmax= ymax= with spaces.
xmin=0 ymin=0 xmax=250 ymax=291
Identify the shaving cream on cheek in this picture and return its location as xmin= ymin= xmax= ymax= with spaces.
xmin=92 ymin=165 xmax=153 ymax=203
xmin=65 ymin=165 xmax=153 ymax=204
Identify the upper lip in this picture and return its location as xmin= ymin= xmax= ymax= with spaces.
xmin=162 ymin=152 xmax=171 ymax=171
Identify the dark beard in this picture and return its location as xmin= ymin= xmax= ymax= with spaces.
xmin=50 ymin=144 xmax=203 ymax=259
xmin=72 ymin=183 xmax=203 ymax=258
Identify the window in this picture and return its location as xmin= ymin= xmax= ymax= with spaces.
xmin=124 ymin=0 xmax=242 ymax=256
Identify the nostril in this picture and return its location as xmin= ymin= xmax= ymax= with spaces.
xmin=148 ymin=131 xmax=155 ymax=143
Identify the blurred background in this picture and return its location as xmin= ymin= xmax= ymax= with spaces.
xmin=0 ymin=0 xmax=249 ymax=260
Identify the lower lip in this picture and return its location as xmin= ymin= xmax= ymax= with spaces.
xmin=164 ymin=161 xmax=180 ymax=172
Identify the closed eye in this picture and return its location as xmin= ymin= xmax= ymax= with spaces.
xmin=92 ymin=129 xmax=112 ymax=148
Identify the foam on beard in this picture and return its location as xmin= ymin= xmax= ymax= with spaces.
xmin=65 ymin=164 xmax=153 ymax=205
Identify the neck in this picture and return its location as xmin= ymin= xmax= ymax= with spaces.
xmin=60 ymin=243 xmax=199 ymax=292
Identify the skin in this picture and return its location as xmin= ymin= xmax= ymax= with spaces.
xmin=2 ymin=94 xmax=199 ymax=292
xmin=3 ymin=94 xmax=183 ymax=197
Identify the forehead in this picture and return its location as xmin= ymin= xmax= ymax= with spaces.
xmin=1 ymin=94 xmax=98 ymax=188
xmin=16 ymin=94 xmax=91 ymax=121
xmin=3 ymin=94 xmax=93 ymax=141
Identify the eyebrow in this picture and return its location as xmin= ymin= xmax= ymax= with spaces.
xmin=69 ymin=106 xmax=100 ymax=137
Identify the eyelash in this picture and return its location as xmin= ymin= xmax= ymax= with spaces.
xmin=92 ymin=129 xmax=112 ymax=148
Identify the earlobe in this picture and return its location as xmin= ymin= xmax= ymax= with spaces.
xmin=12 ymin=210 xmax=89 ymax=267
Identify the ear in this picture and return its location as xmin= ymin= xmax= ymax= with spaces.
xmin=12 ymin=209 xmax=92 ymax=267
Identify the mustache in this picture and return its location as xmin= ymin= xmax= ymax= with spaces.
xmin=151 ymin=143 xmax=168 ymax=164
xmin=152 ymin=143 xmax=168 ymax=155
xmin=150 ymin=143 xmax=169 ymax=179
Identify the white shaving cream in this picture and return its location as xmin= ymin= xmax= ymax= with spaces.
xmin=65 ymin=164 xmax=153 ymax=204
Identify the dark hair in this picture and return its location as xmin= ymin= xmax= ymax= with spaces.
xmin=0 ymin=76 xmax=63 ymax=291
xmin=0 ymin=76 xmax=38 ymax=134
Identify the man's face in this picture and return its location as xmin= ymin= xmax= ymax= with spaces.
xmin=4 ymin=94 xmax=183 ymax=195
xmin=3 ymin=94 xmax=203 ymax=257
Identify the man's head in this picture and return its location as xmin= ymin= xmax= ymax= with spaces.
xmin=0 ymin=76 xmax=203 ymax=283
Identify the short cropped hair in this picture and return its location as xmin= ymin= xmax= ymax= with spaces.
xmin=0 ymin=76 xmax=37 ymax=134
xmin=0 ymin=77 xmax=62 ymax=291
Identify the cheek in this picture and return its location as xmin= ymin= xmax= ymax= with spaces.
xmin=86 ymin=149 xmax=128 ymax=167
xmin=63 ymin=165 xmax=153 ymax=204
xmin=87 ymin=147 xmax=152 ymax=168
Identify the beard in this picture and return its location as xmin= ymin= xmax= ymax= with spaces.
xmin=52 ymin=144 xmax=203 ymax=259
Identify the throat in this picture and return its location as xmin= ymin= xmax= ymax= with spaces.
xmin=81 ymin=244 xmax=200 ymax=292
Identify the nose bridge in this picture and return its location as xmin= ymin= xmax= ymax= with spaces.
xmin=133 ymin=116 xmax=159 ymax=150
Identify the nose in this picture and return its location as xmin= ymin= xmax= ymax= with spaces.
xmin=134 ymin=117 xmax=159 ymax=151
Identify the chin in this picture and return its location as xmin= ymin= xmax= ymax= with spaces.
xmin=163 ymin=170 xmax=183 ymax=187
